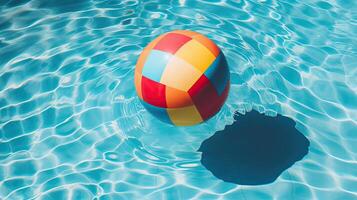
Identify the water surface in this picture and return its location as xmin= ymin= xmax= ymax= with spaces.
xmin=1 ymin=0 xmax=357 ymax=199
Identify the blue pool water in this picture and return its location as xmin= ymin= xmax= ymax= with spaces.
xmin=1 ymin=0 xmax=357 ymax=199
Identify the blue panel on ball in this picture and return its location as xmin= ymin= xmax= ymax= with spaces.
xmin=204 ymin=53 xmax=229 ymax=96
xmin=141 ymin=50 xmax=172 ymax=83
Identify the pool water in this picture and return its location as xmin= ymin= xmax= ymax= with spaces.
xmin=1 ymin=0 xmax=357 ymax=199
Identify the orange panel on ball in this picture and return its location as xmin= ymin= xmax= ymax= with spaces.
xmin=193 ymin=34 xmax=220 ymax=57
xmin=134 ymin=72 xmax=143 ymax=99
xmin=165 ymin=86 xmax=193 ymax=108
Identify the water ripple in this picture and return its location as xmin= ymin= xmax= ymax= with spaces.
xmin=1 ymin=0 xmax=357 ymax=199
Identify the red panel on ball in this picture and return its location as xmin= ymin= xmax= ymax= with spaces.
xmin=208 ymin=81 xmax=229 ymax=120
xmin=153 ymin=33 xmax=192 ymax=54
xmin=188 ymin=75 xmax=228 ymax=120
xmin=141 ymin=76 xmax=167 ymax=108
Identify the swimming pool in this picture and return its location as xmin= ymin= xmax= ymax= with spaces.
xmin=0 ymin=0 xmax=356 ymax=199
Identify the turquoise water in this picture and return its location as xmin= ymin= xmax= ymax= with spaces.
xmin=1 ymin=0 xmax=357 ymax=199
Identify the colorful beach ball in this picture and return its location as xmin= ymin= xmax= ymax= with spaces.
xmin=134 ymin=30 xmax=230 ymax=126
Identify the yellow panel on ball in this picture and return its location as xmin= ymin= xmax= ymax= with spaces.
xmin=160 ymin=56 xmax=201 ymax=91
xmin=167 ymin=105 xmax=203 ymax=126
xmin=174 ymin=39 xmax=216 ymax=73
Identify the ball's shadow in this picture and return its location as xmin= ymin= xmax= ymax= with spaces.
xmin=198 ymin=110 xmax=310 ymax=185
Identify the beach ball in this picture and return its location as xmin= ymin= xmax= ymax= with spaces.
xmin=134 ymin=30 xmax=230 ymax=126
